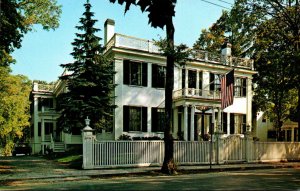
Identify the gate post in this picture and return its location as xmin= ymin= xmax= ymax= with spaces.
xmin=244 ymin=127 xmax=253 ymax=162
xmin=82 ymin=117 xmax=95 ymax=169
xmin=215 ymin=131 xmax=224 ymax=164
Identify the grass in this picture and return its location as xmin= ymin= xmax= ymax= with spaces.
xmin=44 ymin=149 xmax=83 ymax=169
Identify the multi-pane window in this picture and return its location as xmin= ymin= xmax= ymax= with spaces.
xmin=234 ymin=77 xmax=246 ymax=97
xmin=188 ymin=70 xmax=196 ymax=88
xmin=209 ymin=73 xmax=221 ymax=91
xmin=123 ymin=106 xmax=147 ymax=132
xmin=123 ymin=60 xmax=147 ymax=86
xmin=230 ymin=114 xmax=246 ymax=134
xmin=199 ymin=71 xmax=203 ymax=90
xmin=152 ymin=64 xmax=166 ymax=88
xmin=151 ymin=108 xmax=165 ymax=132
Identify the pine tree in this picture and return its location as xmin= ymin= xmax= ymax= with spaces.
xmin=57 ymin=0 xmax=116 ymax=133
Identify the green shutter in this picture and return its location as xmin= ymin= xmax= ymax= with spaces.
xmin=151 ymin=108 xmax=158 ymax=132
xmin=142 ymin=62 xmax=148 ymax=87
xmin=142 ymin=107 xmax=147 ymax=132
xmin=123 ymin=106 xmax=129 ymax=132
xmin=123 ymin=60 xmax=130 ymax=85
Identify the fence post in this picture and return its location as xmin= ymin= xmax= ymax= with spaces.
xmin=82 ymin=117 xmax=95 ymax=169
xmin=244 ymin=130 xmax=253 ymax=162
xmin=215 ymin=131 xmax=223 ymax=164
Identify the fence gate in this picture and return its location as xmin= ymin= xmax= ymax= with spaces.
xmin=221 ymin=135 xmax=246 ymax=163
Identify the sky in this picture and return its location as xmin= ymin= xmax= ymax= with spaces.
xmin=11 ymin=0 xmax=234 ymax=83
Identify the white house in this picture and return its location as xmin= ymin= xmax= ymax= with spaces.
xmin=29 ymin=19 xmax=257 ymax=154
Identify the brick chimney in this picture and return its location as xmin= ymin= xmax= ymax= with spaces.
xmin=104 ymin=19 xmax=115 ymax=45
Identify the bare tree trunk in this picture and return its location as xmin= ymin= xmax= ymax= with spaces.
xmin=297 ymin=86 xmax=300 ymax=142
xmin=161 ymin=18 xmax=176 ymax=174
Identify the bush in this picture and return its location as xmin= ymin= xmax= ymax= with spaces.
xmin=118 ymin=134 xmax=132 ymax=140
xmin=201 ymin=134 xmax=211 ymax=141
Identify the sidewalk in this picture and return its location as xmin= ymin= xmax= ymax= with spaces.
xmin=1 ymin=157 xmax=299 ymax=182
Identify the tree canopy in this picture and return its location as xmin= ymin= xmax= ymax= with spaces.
xmin=0 ymin=67 xmax=31 ymax=156
xmin=57 ymin=0 xmax=116 ymax=133
xmin=0 ymin=0 xmax=61 ymax=66
xmin=194 ymin=0 xmax=300 ymax=140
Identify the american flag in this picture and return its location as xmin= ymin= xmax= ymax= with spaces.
xmin=221 ymin=69 xmax=234 ymax=109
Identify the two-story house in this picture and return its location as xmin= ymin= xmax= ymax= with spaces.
xmin=29 ymin=19 xmax=256 ymax=154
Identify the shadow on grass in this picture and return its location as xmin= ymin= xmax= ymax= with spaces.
xmin=43 ymin=148 xmax=83 ymax=170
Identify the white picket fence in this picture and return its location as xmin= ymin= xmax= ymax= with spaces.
xmin=82 ymin=130 xmax=300 ymax=169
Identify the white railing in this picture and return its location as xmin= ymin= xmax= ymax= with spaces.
xmin=105 ymin=34 xmax=254 ymax=70
xmin=105 ymin=33 xmax=161 ymax=54
xmin=90 ymin=141 xmax=213 ymax=168
xmin=173 ymin=88 xmax=221 ymax=100
xmin=174 ymin=141 xmax=213 ymax=164
xmin=92 ymin=141 xmax=164 ymax=167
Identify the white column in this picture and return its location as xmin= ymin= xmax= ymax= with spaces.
xmin=291 ymin=128 xmax=295 ymax=142
xmin=190 ymin=105 xmax=195 ymax=141
xmin=147 ymin=107 xmax=151 ymax=133
xmin=185 ymin=69 xmax=188 ymax=96
xmin=41 ymin=118 xmax=45 ymax=154
xmin=33 ymin=96 xmax=39 ymax=153
xmin=173 ymin=107 xmax=179 ymax=139
xmin=184 ymin=105 xmax=188 ymax=141
xmin=246 ymin=78 xmax=252 ymax=131
xmin=227 ymin=112 xmax=230 ymax=135
xmin=196 ymin=71 xmax=199 ymax=90
xmin=148 ymin=63 xmax=152 ymax=87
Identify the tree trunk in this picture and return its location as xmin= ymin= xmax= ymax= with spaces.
xmin=161 ymin=18 xmax=176 ymax=174
xmin=298 ymin=86 xmax=300 ymax=142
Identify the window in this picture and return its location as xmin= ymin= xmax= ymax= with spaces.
xmin=188 ymin=70 xmax=196 ymax=88
xmin=209 ymin=73 xmax=221 ymax=91
xmin=234 ymin=77 xmax=246 ymax=97
xmin=123 ymin=60 xmax=147 ymax=86
xmin=123 ymin=106 xmax=147 ymax=132
xmin=152 ymin=108 xmax=165 ymax=132
xmin=182 ymin=69 xmax=186 ymax=88
xmin=45 ymin=122 xmax=54 ymax=135
xmin=230 ymin=114 xmax=246 ymax=134
xmin=152 ymin=64 xmax=166 ymax=88
xmin=267 ymin=130 xmax=276 ymax=139
xmin=38 ymin=97 xmax=54 ymax=111
xmin=199 ymin=71 xmax=203 ymax=90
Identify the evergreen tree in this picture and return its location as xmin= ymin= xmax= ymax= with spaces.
xmin=57 ymin=0 xmax=116 ymax=133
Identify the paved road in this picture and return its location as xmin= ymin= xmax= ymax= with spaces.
xmin=1 ymin=156 xmax=300 ymax=190
xmin=1 ymin=168 xmax=300 ymax=190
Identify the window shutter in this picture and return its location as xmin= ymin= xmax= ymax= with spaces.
xmin=242 ymin=78 xmax=247 ymax=97
xmin=152 ymin=64 xmax=157 ymax=88
xmin=142 ymin=62 xmax=148 ymax=87
xmin=142 ymin=107 xmax=148 ymax=132
xmin=210 ymin=73 xmax=215 ymax=91
xmin=123 ymin=60 xmax=130 ymax=85
xmin=230 ymin=113 xmax=235 ymax=134
xmin=222 ymin=112 xmax=227 ymax=133
xmin=123 ymin=106 xmax=129 ymax=132
xmin=151 ymin=108 xmax=158 ymax=132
